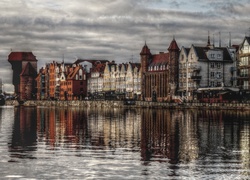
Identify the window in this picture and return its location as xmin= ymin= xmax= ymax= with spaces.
xmin=216 ymin=72 xmax=221 ymax=79
xmin=216 ymin=63 xmax=221 ymax=69
xmin=210 ymin=72 xmax=215 ymax=78
xmin=210 ymin=81 xmax=215 ymax=87
xmin=210 ymin=63 xmax=215 ymax=68
xmin=211 ymin=54 xmax=215 ymax=58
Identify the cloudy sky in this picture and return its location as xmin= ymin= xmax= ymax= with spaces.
xmin=0 ymin=0 xmax=250 ymax=92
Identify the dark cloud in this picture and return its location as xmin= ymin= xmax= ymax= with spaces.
xmin=0 ymin=0 xmax=249 ymax=92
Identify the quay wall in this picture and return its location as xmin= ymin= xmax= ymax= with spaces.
xmin=4 ymin=100 xmax=250 ymax=110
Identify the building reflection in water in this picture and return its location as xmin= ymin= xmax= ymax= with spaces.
xmin=141 ymin=108 xmax=250 ymax=170
xmin=8 ymin=106 xmax=250 ymax=173
xmin=9 ymin=107 xmax=37 ymax=160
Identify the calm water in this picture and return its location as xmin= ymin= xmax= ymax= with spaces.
xmin=0 ymin=106 xmax=249 ymax=179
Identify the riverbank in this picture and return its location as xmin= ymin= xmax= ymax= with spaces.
xmin=4 ymin=100 xmax=250 ymax=110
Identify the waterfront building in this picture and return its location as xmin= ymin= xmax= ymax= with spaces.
xmin=238 ymin=36 xmax=250 ymax=94
xmin=178 ymin=37 xmax=238 ymax=102
xmin=102 ymin=61 xmax=141 ymax=99
xmin=140 ymin=38 xmax=180 ymax=102
xmin=36 ymin=67 xmax=46 ymax=100
xmin=59 ymin=63 xmax=87 ymax=100
xmin=8 ymin=52 xmax=37 ymax=100
xmin=126 ymin=62 xmax=141 ymax=99
xmin=36 ymin=61 xmax=88 ymax=100
xmin=87 ymin=61 xmax=106 ymax=97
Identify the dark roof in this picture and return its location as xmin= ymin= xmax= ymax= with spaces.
xmin=245 ymin=36 xmax=250 ymax=44
xmin=193 ymin=46 xmax=208 ymax=60
xmin=8 ymin=52 xmax=37 ymax=62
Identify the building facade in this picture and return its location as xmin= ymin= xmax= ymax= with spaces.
xmin=178 ymin=38 xmax=237 ymax=102
xmin=140 ymin=38 xmax=180 ymax=102
xmin=8 ymin=52 xmax=37 ymax=100
xmin=238 ymin=37 xmax=250 ymax=92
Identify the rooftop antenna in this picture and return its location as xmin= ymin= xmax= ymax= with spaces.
xmin=219 ymin=32 xmax=221 ymax=47
xmin=213 ymin=34 xmax=215 ymax=46
xmin=207 ymin=31 xmax=210 ymax=46
xmin=229 ymin=32 xmax=231 ymax=47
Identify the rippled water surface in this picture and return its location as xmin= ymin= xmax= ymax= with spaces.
xmin=0 ymin=106 xmax=249 ymax=179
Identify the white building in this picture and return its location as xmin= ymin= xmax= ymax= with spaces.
xmin=178 ymin=39 xmax=237 ymax=101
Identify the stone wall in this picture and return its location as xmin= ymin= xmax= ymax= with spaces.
xmin=4 ymin=100 xmax=250 ymax=110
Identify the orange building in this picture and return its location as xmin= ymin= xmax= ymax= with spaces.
xmin=36 ymin=61 xmax=88 ymax=100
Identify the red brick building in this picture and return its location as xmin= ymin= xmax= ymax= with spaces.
xmin=140 ymin=38 xmax=180 ymax=102
xmin=8 ymin=52 xmax=37 ymax=100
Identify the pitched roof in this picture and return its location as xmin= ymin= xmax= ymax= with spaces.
xmin=245 ymin=36 xmax=250 ymax=44
xmin=140 ymin=43 xmax=151 ymax=55
xmin=168 ymin=38 xmax=180 ymax=51
xmin=20 ymin=62 xmax=37 ymax=76
xmin=8 ymin=52 xmax=37 ymax=62
xmin=149 ymin=53 xmax=169 ymax=66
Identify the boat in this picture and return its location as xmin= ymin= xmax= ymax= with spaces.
xmin=0 ymin=94 xmax=5 ymax=106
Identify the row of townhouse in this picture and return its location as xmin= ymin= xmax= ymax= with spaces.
xmin=36 ymin=60 xmax=141 ymax=100
xmin=10 ymin=35 xmax=250 ymax=102
xmin=36 ymin=61 xmax=88 ymax=100
xmin=88 ymin=61 xmax=141 ymax=100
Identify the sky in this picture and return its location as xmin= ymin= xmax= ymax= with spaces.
xmin=0 ymin=0 xmax=250 ymax=92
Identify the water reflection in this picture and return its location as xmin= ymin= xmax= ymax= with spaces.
xmin=6 ymin=106 xmax=250 ymax=178
xmin=9 ymin=107 xmax=37 ymax=160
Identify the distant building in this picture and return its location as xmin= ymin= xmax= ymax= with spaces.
xmin=140 ymin=38 xmax=180 ymax=102
xmin=36 ymin=61 xmax=88 ymax=100
xmin=8 ymin=52 xmax=37 ymax=100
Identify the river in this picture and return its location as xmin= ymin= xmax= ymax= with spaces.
xmin=0 ymin=106 xmax=249 ymax=179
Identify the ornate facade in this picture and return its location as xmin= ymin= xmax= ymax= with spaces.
xmin=140 ymin=38 xmax=180 ymax=102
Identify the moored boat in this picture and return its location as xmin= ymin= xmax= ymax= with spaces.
xmin=0 ymin=94 xmax=5 ymax=105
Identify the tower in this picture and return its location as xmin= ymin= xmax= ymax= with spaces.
xmin=8 ymin=52 xmax=37 ymax=100
xmin=140 ymin=42 xmax=151 ymax=99
xmin=168 ymin=38 xmax=180 ymax=86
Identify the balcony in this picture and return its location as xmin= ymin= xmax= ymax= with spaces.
xmin=191 ymin=75 xmax=202 ymax=81
xmin=230 ymin=77 xmax=237 ymax=81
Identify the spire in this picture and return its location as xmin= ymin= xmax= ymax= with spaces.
xmin=207 ymin=31 xmax=211 ymax=46
xmin=140 ymin=42 xmax=151 ymax=55
xmin=168 ymin=37 xmax=179 ymax=51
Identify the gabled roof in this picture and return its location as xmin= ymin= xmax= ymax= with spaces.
xmin=8 ymin=52 xmax=37 ymax=62
xmin=192 ymin=45 xmax=209 ymax=60
xmin=245 ymin=36 xmax=250 ymax=44
xmin=20 ymin=62 xmax=37 ymax=76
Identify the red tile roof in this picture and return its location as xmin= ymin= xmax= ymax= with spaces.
xmin=8 ymin=52 xmax=37 ymax=62
xmin=150 ymin=53 xmax=169 ymax=66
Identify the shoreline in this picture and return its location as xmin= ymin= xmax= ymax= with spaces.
xmin=4 ymin=100 xmax=250 ymax=110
